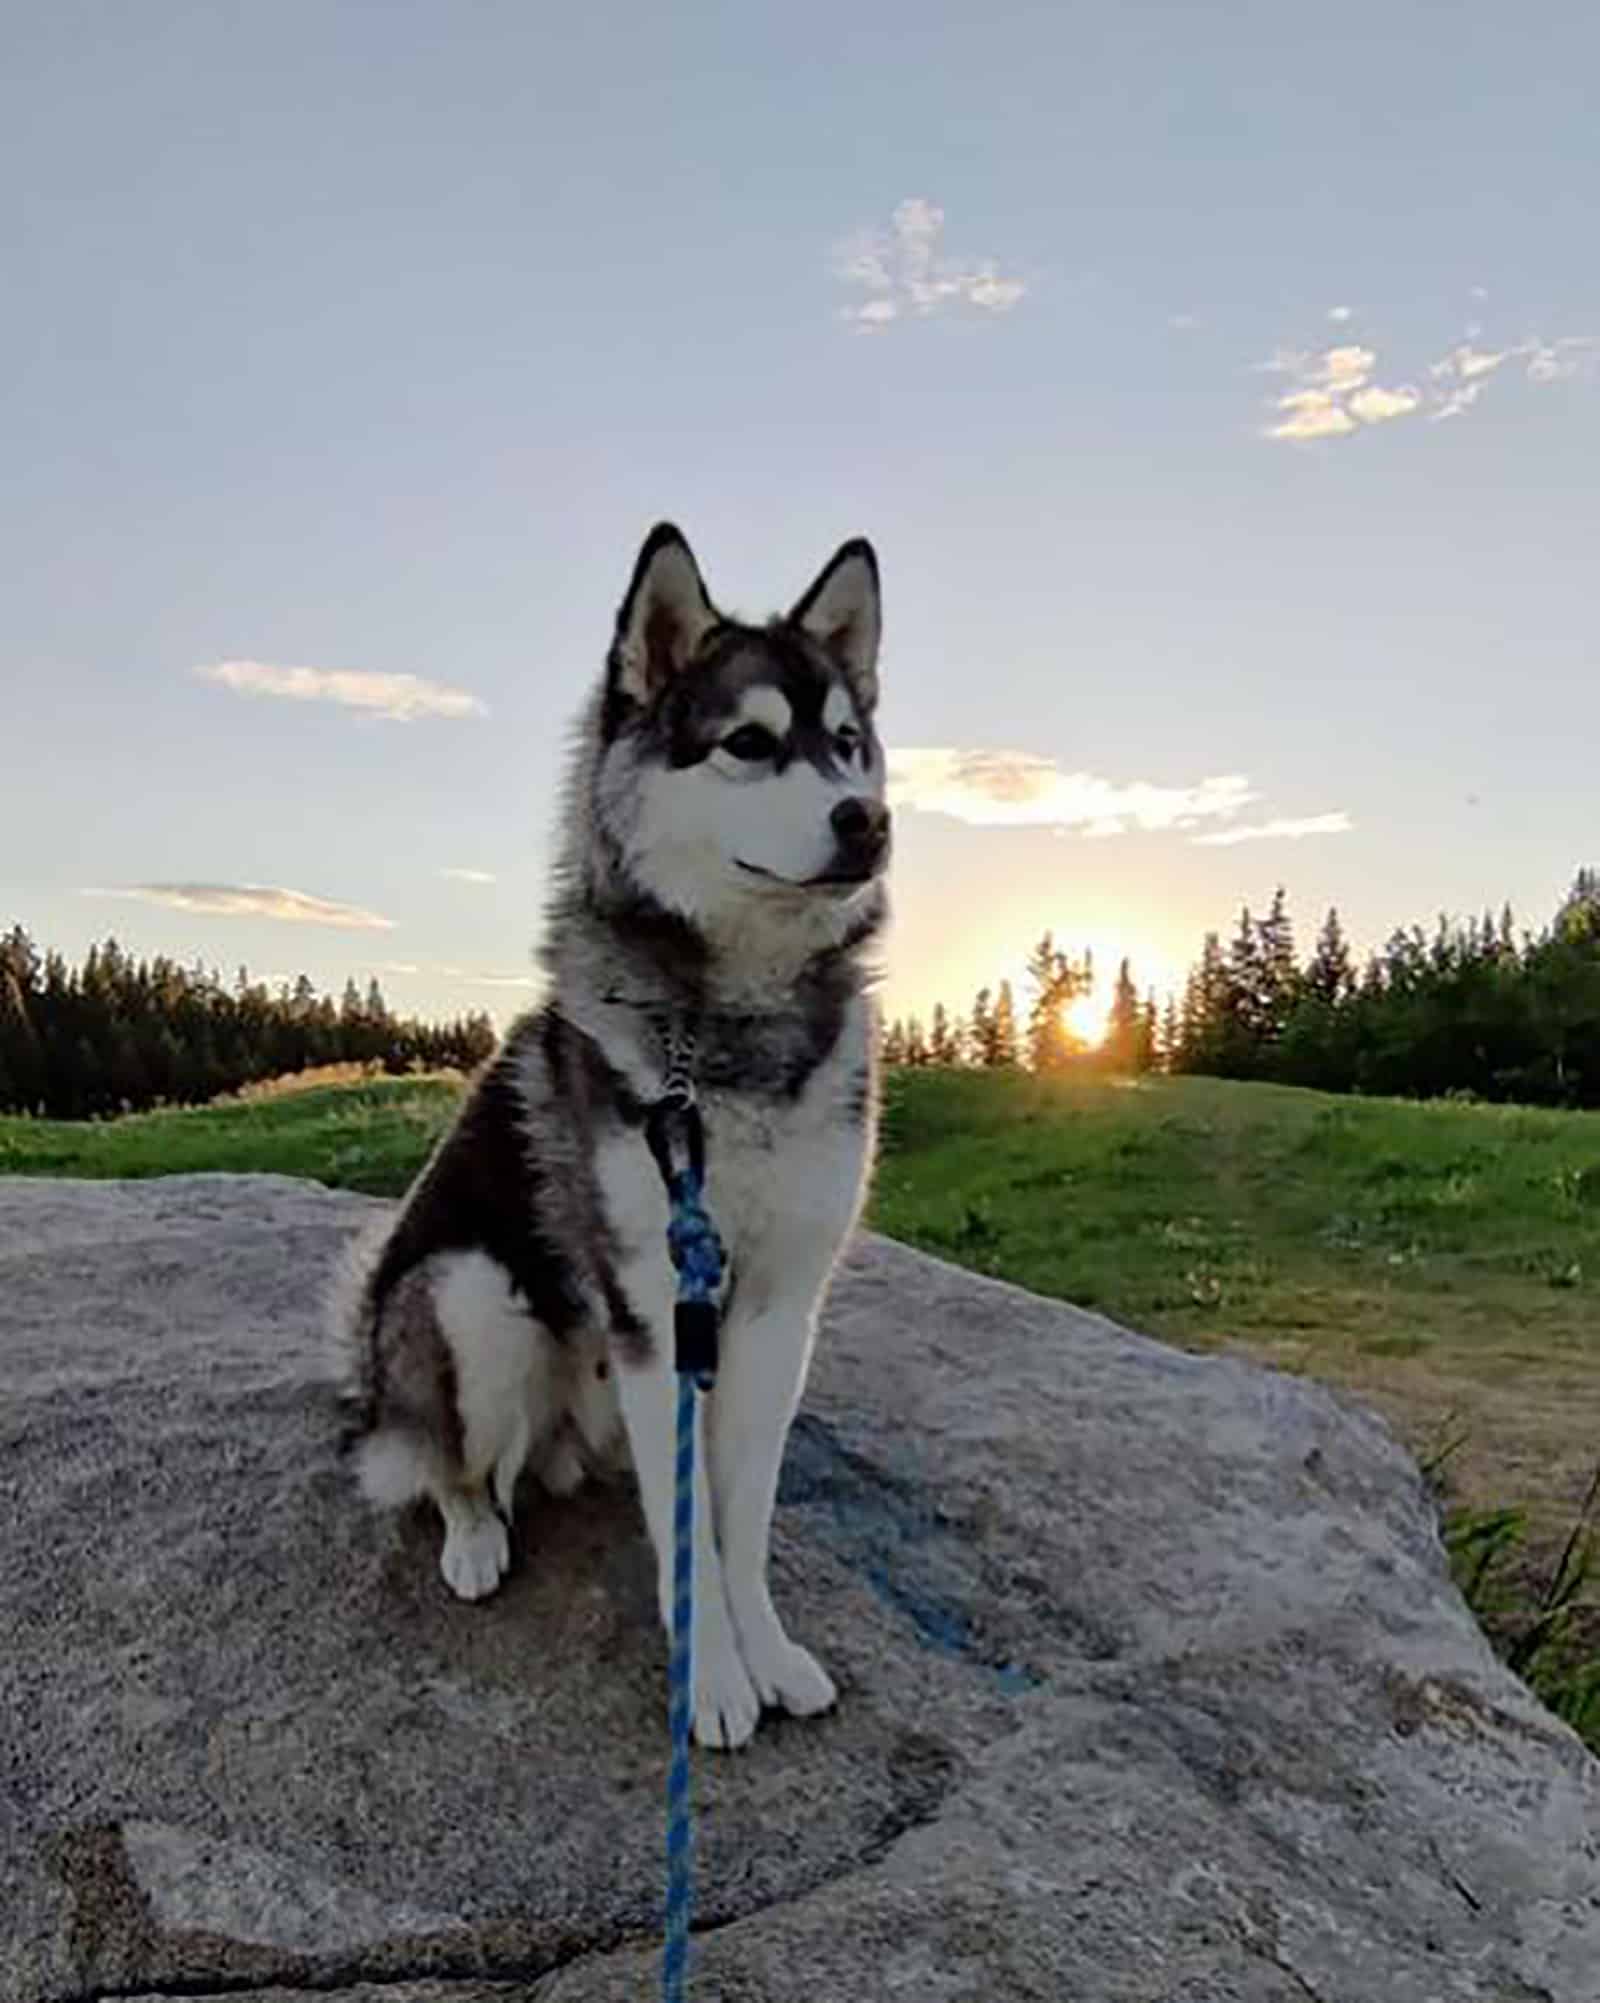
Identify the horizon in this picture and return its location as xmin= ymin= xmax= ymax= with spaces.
xmin=7 ymin=4 xmax=1598 ymax=1033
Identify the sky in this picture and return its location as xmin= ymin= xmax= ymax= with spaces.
xmin=5 ymin=1 xmax=1599 ymax=1036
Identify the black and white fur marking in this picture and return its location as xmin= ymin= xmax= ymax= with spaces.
xmin=334 ymin=524 xmax=889 ymax=1749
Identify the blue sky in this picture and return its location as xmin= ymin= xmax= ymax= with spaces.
xmin=6 ymin=1 xmax=1598 ymax=1031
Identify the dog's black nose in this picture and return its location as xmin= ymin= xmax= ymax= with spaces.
xmin=830 ymin=797 xmax=891 ymax=854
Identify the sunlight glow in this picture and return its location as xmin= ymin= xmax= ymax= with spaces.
xmin=1063 ymin=989 xmax=1111 ymax=1049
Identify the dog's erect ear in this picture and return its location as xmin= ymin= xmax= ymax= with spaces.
xmin=790 ymin=539 xmax=881 ymax=712
xmin=608 ymin=523 xmax=719 ymax=709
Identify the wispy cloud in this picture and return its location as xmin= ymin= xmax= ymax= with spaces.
xmin=195 ymin=659 xmax=487 ymax=722
xmin=887 ymin=748 xmax=1352 ymax=849
xmin=1261 ymin=324 xmax=1600 ymax=442
xmin=375 ymin=958 xmax=538 ymax=991
xmin=887 ymin=749 xmax=1256 ymax=835
xmin=437 ymin=867 xmax=498 ymax=885
xmin=1190 ymin=813 xmax=1353 ymax=847
xmin=84 ymin=883 xmax=395 ymax=929
xmin=833 ymin=199 xmax=1025 ymax=332
xmin=1524 ymin=334 xmax=1600 ymax=382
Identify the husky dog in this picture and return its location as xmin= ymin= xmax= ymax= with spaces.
xmin=335 ymin=524 xmax=889 ymax=1749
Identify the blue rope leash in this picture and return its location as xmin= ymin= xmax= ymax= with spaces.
xmin=646 ymin=1059 xmax=723 ymax=2003
xmin=662 ymin=1368 xmax=698 ymax=2000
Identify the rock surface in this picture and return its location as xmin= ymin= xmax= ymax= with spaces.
xmin=1 ymin=1173 xmax=1596 ymax=2003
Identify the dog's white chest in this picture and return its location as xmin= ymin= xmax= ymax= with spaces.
xmin=592 ymin=1008 xmax=872 ymax=1315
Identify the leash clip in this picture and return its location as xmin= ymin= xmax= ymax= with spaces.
xmin=645 ymin=1078 xmax=722 ymax=1386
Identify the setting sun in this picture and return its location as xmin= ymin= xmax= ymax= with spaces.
xmin=1062 ymin=989 xmax=1111 ymax=1049
xmin=973 ymin=935 xmax=1186 ymax=1060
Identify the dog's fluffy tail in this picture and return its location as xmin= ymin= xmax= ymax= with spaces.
xmin=324 ymin=1209 xmax=456 ymax=1509
xmin=352 ymin=1426 xmax=446 ymax=1508
xmin=322 ymin=1206 xmax=393 ymax=1446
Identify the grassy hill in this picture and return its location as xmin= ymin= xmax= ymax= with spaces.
xmin=0 ymin=1075 xmax=460 ymax=1193
xmin=5 ymin=1065 xmax=1596 ymax=1739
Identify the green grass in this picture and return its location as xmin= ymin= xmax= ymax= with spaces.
xmin=0 ymin=1077 xmax=459 ymax=1195
xmin=4 ymin=1065 xmax=1597 ymax=1745
xmin=872 ymin=1068 xmax=1600 ymax=1744
xmin=873 ymin=1068 xmax=1600 ymax=1346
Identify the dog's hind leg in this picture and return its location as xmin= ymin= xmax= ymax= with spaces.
xmin=429 ymin=1249 xmax=551 ymax=1600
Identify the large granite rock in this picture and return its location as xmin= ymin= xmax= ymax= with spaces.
xmin=1 ymin=1174 xmax=1595 ymax=2002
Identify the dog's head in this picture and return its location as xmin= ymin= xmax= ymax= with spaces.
xmin=593 ymin=524 xmax=890 ymax=930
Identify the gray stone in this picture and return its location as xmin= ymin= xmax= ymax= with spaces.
xmin=1 ymin=1173 xmax=1595 ymax=2003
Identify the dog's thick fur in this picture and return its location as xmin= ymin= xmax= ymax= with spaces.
xmin=334 ymin=524 xmax=890 ymax=1748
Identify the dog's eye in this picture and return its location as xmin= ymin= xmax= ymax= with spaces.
xmin=834 ymin=729 xmax=861 ymax=763
xmin=723 ymin=724 xmax=780 ymax=762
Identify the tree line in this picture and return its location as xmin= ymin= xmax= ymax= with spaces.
xmin=0 ymin=927 xmax=497 ymax=1119
xmin=882 ymin=931 xmax=1161 ymax=1075
xmin=882 ymin=868 xmax=1600 ymax=1110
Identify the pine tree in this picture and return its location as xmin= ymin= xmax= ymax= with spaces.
xmin=881 ymin=1017 xmax=908 ymax=1066
xmin=1555 ymin=868 xmax=1600 ymax=945
xmin=1176 ymin=932 xmax=1235 ymax=1075
xmin=993 ymin=981 xmax=1019 ymax=1067
xmin=1305 ymin=906 xmax=1355 ymax=1004
xmin=1136 ymin=992 xmax=1159 ymax=1074
xmin=1257 ymin=887 xmax=1300 ymax=1042
xmin=1159 ymin=996 xmax=1181 ymax=1073
xmin=0 ymin=925 xmax=44 ymax=1112
xmin=1104 ymin=958 xmax=1141 ymax=1073
xmin=929 ymin=1002 xmax=956 ymax=1066
xmin=969 ymin=986 xmax=997 ymax=1067
xmin=0 ymin=930 xmax=503 ymax=1116
xmin=1224 ymin=903 xmax=1264 ymax=1070
xmin=1024 ymin=932 xmax=1092 ymax=1071
xmin=904 ymin=1015 xmax=929 ymax=1067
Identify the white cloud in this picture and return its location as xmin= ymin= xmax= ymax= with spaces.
xmin=1318 ymin=344 xmax=1376 ymax=392
xmin=1346 ymin=383 xmax=1421 ymax=424
xmin=1328 ymin=305 xmax=1353 ymax=323
xmin=1263 ymin=343 xmax=1419 ymax=437
xmin=1190 ymin=813 xmax=1353 ymax=847
xmin=1169 ymin=312 xmax=1199 ymax=331
xmin=1431 ymin=380 xmax=1485 ymax=422
xmin=84 ymin=883 xmax=396 ymax=929
xmin=1266 ymin=393 xmax=1358 ymax=441
xmin=834 ymin=199 xmax=1026 ymax=331
xmin=887 ymin=749 xmax=1256 ymax=833
xmin=887 ymin=747 xmax=1350 ymax=853
xmin=438 ymin=867 xmax=497 ymax=885
xmin=1455 ymin=345 xmax=1509 ymax=381
xmin=1262 ymin=321 xmax=1600 ymax=443
xmin=196 ymin=659 xmax=487 ymax=722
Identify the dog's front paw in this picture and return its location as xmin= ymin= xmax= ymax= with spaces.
xmin=741 ymin=1633 xmax=838 ymax=1718
xmin=440 ymin=1509 xmax=510 ymax=1601
xmin=692 ymin=1631 xmax=762 ymax=1751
